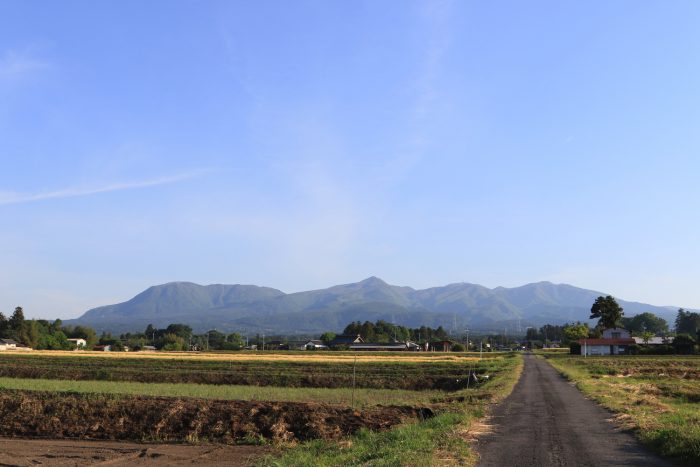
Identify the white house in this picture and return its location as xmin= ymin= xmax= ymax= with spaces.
xmin=67 ymin=338 xmax=87 ymax=349
xmin=0 ymin=338 xmax=18 ymax=351
xmin=579 ymin=328 xmax=634 ymax=356
xmin=602 ymin=328 xmax=631 ymax=339
xmin=303 ymin=340 xmax=327 ymax=350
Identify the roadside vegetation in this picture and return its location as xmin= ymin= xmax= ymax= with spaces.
xmin=543 ymin=354 xmax=700 ymax=464
xmin=263 ymin=353 xmax=523 ymax=466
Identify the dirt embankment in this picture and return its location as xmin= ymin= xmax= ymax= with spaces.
xmin=0 ymin=438 xmax=271 ymax=467
xmin=0 ymin=390 xmax=432 ymax=443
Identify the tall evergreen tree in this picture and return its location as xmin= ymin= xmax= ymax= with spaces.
xmin=8 ymin=307 xmax=25 ymax=337
xmin=675 ymin=308 xmax=700 ymax=335
xmin=0 ymin=312 xmax=7 ymax=337
xmin=589 ymin=296 xmax=624 ymax=329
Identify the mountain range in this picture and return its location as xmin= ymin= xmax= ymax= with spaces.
xmin=65 ymin=277 xmax=682 ymax=335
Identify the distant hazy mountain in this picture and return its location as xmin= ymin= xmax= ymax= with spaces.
xmin=65 ymin=277 xmax=681 ymax=335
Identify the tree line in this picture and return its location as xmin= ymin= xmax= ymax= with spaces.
xmin=338 ymin=320 xmax=450 ymax=344
xmin=122 ymin=324 xmax=247 ymax=351
xmin=0 ymin=307 xmax=99 ymax=350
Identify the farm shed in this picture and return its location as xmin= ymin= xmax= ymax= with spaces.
xmin=329 ymin=334 xmax=364 ymax=348
xmin=578 ymin=338 xmax=635 ymax=356
xmin=349 ymin=341 xmax=419 ymax=351
xmin=632 ymin=336 xmax=674 ymax=345
xmin=429 ymin=340 xmax=453 ymax=352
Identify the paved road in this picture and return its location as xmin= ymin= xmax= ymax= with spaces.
xmin=476 ymin=353 xmax=675 ymax=467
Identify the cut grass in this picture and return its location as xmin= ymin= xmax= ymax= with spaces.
xmin=544 ymin=354 xmax=700 ymax=465
xmin=0 ymin=377 xmax=440 ymax=408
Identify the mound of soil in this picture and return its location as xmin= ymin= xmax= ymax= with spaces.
xmin=0 ymin=390 xmax=432 ymax=443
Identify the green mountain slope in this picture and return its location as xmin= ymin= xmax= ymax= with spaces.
xmin=65 ymin=277 xmax=680 ymax=334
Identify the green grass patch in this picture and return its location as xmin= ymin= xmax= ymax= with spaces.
xmin=0 ymin=377 xmax=439 ymax=408
xmin=262 ymin=411 xmax=475 ymax=467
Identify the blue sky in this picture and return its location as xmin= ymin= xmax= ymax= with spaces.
xmin=2 ymin=0 xmax=700 ymax=319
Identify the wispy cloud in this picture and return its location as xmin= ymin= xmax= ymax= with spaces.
xmin=412 ymin=0 xmax=454 ymax=121
xmin=380 ymin=0 xmax=454 ymax=184
xmin=0 ymin=170 xmax=209 ymax=206
xmin=0 ymin=48 xmax=49 ymax=79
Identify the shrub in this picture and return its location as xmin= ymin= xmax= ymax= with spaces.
xmin=673 ymin=334 xmax=696 ymax=355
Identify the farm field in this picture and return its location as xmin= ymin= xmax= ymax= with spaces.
xmin=0 ymin=350 xmax=522 ymax=466
xmin=0 ymin=351 xmax=510 ymax=390
xmin=0 ymin=377 xmax=442 ymax=407
xmin=543 ymin=354 xmax=700 ymax=465
xmin=4 ymin=349 xmax=491 ymax=362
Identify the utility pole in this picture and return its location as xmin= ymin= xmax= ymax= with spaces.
xmin=544 ymin=326 xmax=548 ymax=349
xmin=262 ymin=333 xmax=265 ymax=351
xmin=464 ymin=328 xmax=470 ymax=351
xmin=351 ymin=354 xmax=357 ymax=409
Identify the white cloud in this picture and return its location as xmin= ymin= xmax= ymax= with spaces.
xmin=0 ymin=170 xmax=209 ymax=206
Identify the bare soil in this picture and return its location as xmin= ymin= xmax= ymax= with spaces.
xmin=0 ymin=390 xmax=430 ymax=443
xmin=0 ymin=438 xmax=271 ymax=466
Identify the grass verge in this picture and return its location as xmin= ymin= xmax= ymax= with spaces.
xmin=261 ymin=353 xmax=524 ymax=467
